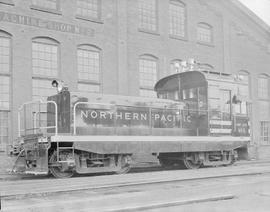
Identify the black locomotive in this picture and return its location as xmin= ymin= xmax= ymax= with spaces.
xmin=12 ymin=70 xmax=250 ymax=178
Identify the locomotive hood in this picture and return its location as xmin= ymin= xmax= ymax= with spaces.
xmin=70 ymin=92 xmax=185 ymax=109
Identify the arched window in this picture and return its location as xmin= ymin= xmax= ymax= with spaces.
xmin=32 ymin=37 xmax=59 ymax=77
xmin=170 ymin=59 xmax=182 ymax=74
xmin=169 ymin=0 xmax=186 ymax=37
xmin=197 ymin=22 xmax=213 ymax=43
xmin=139 ymin=54 xmax=158 ymax=97
xmin=32 ymin=37 xmax=59 ymax=100
xmin=138 ymin=0 xmax=157 ymax=32
xmin=0 ymin=30 xmax=11 ymax=152
xmin=77 ymin=44 xmax=101 ymax=93
xmin=76 ymin=0 xmax=101 ymax=21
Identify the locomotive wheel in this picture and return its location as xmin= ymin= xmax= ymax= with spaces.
xmin=183 ymin=153 xmax=202 ymax=169
xmin=49 ymin=151 xmax=74 ymax=178
xmin=115 ymin=155 xmax=131 ymax=174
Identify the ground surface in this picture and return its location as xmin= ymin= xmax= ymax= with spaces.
xmin=1 ymin=162 xmax=270 ymax=212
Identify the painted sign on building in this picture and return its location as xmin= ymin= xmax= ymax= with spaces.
xmin=0 ymin=11 xmax=94 ymax=36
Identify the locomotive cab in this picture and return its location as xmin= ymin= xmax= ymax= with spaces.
xmin=155 ymin=71 xmax=250 ymax=138
xmin=155 ymin=71 xmax=208 ymax=136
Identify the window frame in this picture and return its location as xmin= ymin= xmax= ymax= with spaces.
xmin=169 ymin=0 xmax=187 ymax=40
xmin=0 ymin=30 xmax=12 ymax=153
xmin=139 ymin=54 xmax=158 ymax=98
xmin=31 ymin=37 xmax=60 ymax=100
xmin=138 ymin=0 xmax=159 ymax=35
xmin=75 ymin=0 xmax=103 ymax=24
xmin=77 ymin=44 xmax=102 ymax=93
xmin=0 ymin=31 xmax=12 ymax=111
xmin=258 ymin=74 xmax=269 ymax=100
xmin=260 ymin=121 xmax=270 ymax=145
xmin=30 ymin=0 xmax=61 ymax=15
xmin=257 ymin=74 xmax=270 ymax=145
xmin=197 ymin=22 xmax=214 ymax=46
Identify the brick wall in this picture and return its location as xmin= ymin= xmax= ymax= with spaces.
xmin=0 ymin=0 xmax=269 ymax=154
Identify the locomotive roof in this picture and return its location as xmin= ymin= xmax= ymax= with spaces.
xmin=154 ymin=70 xmax=240 ymax=92
xmin=154 ymin=71 xmax=207 ymax=92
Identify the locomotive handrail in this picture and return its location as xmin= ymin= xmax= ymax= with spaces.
xmin=18 ymin=100 xmax=58 ymax=137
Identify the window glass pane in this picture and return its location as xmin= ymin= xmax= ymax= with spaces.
xmin=259 ymin=101 xmax=270 ymax=120
xmin=0 ymin=36 xmax=10 ymax=74
xmin=77 ymin=47 xmax=100 ymax=82
xmin=0 ymin=75 xmax=10 ymax=110
xmin=32 ymin=0 xmax=58 ymax=10
xmin=76 ymin=0 xmax=100 ymax=19
xmin=0 ymin=111 xmax=9 ymax=151
xmin=209 ymin=98 xmax=221 ymax=119
xmin=197 ymin=23 xmax=212 ymax=43
xmin=78 ymin=83 xmax=100 ymax=93
xmin=260 ymin=121 xmax=269 ymax=145
xmin=32 ymin=79 xmax=56 ymax=101
xmin=138 ymin=0 xmax=157 ymax=31
xmin=139 ymin=57 xmax=157 ymax=97
xmin=32 ymin=42 xmax=58 ymax=77
xmin=169 ymin=1 xmax=185 ymax=37
xmin=220 ymin=90 xmax=231 ymax=121
xmin=240 ymin=102 xmax=247 ymax=114
xmin=258 ymin=76 xmax=269 ymax=99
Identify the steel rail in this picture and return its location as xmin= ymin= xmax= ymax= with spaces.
xmin=2 ymin=163 xmax=270 ymax=200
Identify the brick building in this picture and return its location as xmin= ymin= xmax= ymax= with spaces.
xmin=0 ymin=0 xmax=270 ymax=158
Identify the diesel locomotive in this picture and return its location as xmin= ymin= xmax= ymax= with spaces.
xmin=12 ymin=70 xmax=250 ymax=178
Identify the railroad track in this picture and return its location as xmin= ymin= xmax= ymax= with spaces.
xmin=1 ymin=162 xmax=270 ymax=200
xmin=2 ymin=166 xmax=270 ymax=212
xmin=2 ymin=158 xmax=270 ymax=181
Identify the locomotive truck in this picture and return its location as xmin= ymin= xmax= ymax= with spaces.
xmin=12 ymin=70 xmax=250 ymax=178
